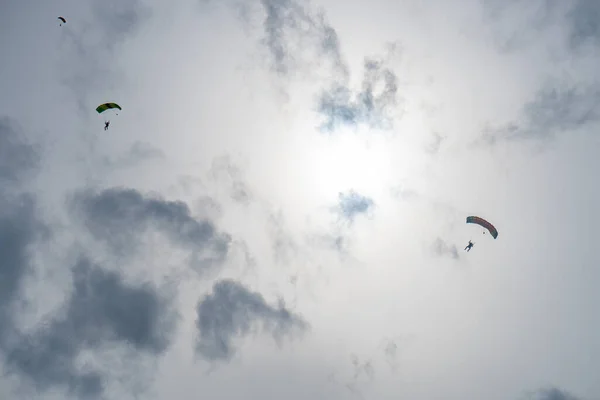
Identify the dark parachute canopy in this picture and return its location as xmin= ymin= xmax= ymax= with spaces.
xmin=58 ymin=16 xmax=66 ymax=25
xmin=466 ymin=216 xmax=498 ymax=239
xmin=96 ymin=103 xmax=122 ymax=113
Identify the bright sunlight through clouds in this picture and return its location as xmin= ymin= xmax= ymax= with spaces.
xmin=1 ymin=0 xmax=600 ymax=399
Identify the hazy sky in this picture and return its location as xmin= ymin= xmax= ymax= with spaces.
xmin=1 ymin=0 xmax=600 ymax=399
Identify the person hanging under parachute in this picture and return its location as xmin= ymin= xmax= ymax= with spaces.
xmin=58 ymin=17 xmax=66 ymax=26
xmin=464 ymin=216 xmax=498 ymax=252
xmin=96 ymin=102 xmax=121 ymax=130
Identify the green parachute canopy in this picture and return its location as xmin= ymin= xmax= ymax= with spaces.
xmin=466 ymin=216 xmax=498 ymax=239
xmin=96 ymin=103 xmax=122 ymax=113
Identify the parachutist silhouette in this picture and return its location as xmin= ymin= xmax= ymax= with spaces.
xmin=464 ymin=240 xmax=474 ymax=252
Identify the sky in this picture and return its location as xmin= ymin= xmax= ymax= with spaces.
xmin=1 ymin=0 xmax=600 ymax=399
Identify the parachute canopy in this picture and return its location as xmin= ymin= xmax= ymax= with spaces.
xmin=96 ymin=103 xmax=122 ymax=113
xmin=466 ymin=216 xmax=498 ymax=239
xmin=58 ymin=16 xmax=66 ymax=23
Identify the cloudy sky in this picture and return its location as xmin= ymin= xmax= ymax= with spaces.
xmin=1 ymin=0 xmax=600 ymax=399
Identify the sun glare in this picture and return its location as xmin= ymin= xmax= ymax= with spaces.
xmin=304 ymin=127 xmax=395 ymax=203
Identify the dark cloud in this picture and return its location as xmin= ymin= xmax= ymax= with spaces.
xmin=0 ymin=118 xmax=39 ymax=185
xmin=317 ymin=49 xmax=401 ymax=133
xmin=0 ymin=118 xmax=88 ymax=397
xmin=195 ymin=279 xmax=307 ymax=361
xmin=0 ymin=195 xmax=46 ymax=343
xmin=70 ymin=187 xmax=231 ymax=270
xmin=204 ymin=0 xmax=347 ymax=77
xmin=68 ymin=258 xmax=175 ymax=353
xmin=522 ymin=82 xmax=600 ymax=131
xmin=0 ymin=118 xmax=45 ymax=342
xmin=334 ymin=190 xmax=375 ymax=224
xmin=481 ymin=0 xmax=600 ymax=52
xmin=3 ymin=257 xmax=177 ymax=398
xmin=566 ymin=0 xmax=600 ymax=48
xmin=480 ymin=0 xmax=560 ymax=28
xmin=254 ymin=0 xmax=347 ymax=77
xmin=482 ymin=80 xmax=600 ymax=143
xmin=432 ymin=237 xmax=459 ymax=259
xmin=527 ymin=387 xmax=582 ymax=400
xmin=1 ymin=118 xmax=189 ymax=399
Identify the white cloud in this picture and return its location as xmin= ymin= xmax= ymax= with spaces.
xmin=1 ymin=0 xmax=599 ymax=399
